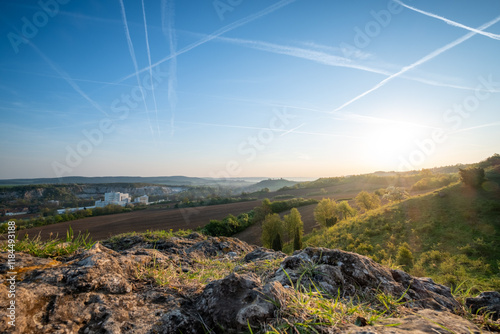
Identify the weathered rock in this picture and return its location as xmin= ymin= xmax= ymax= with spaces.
xmin=272 ymin=247 xmax=460 ymax=311
xmin=466 ymin=291 xmax=500 ymax=320
xmin=63 ymin=243 xmax=134 ymax=294
xmin=243 ymin=247 xmax=286 ymax=263
xmin=197 ymin=272 xmax=276 ymax=333
xmin=0 ymin=236 xmax=482 ymax=334
xmin=151 ymin=308 xmax=202 ymax=334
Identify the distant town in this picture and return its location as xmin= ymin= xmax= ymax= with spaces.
xmin=4 ymin=192 xmax=149 ymax=217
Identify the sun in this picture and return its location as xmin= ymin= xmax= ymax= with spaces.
xmin=364 ymin=121 xmax=423 ymax=168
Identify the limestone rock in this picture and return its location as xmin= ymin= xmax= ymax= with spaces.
xmin=197 ymin=272 xmax=276 ymax=333
xmin=0 ymin=236 xmax=482 ymax=333
xmin=272 ymin=247 xmax=460 ymax=311
xmin=466 ymin=291 xmax=500 ymax=320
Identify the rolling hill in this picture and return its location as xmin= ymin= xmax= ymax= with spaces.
xmin=304 ymin=166 xmax=500 ymax=291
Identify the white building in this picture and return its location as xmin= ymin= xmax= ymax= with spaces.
xmin=95 ymin=192 xmax=131 ymax=208
xmin=134 ymin=195 xmax=149 ymax=204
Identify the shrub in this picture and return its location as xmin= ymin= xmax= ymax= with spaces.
xmin=459 ymin=167 xmax=485 ymax=188
xmin=201 ymin=212 xmax=254 ymax=237
xmin=396 ymin=243 xmax=414 ymax=270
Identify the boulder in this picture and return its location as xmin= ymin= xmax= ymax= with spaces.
xmin=271 ymin=247 xmax=460 ymax=311
xmin=466 ymin=291 xmax=500 ymax=320
xmin=196 ymin=272 xmax=276 ymax=333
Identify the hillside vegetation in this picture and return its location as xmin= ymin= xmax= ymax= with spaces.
xmin=305 ymin=165 xmax=500 ymax=291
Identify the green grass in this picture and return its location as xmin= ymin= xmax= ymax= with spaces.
xmin=304 ymin=180 xmax=500 ymax=291
xmin=1 ymin=226 xmax=96 ymax=258
xmin=104 ymin=228 xmax=194 ymax=245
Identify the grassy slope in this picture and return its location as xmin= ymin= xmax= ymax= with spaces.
xmin=305 ymin=169 xmax=500 ymax=291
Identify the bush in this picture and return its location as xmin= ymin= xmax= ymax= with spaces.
xmin=411 ymin=175 xmax=455 ymax=191
xmin=396 ymin=243 xmax=414 ymax=269
xmin=201 ymin=212 xmax=254 ymax=237
xmin=459 ymin=167 xmax=485 ymax=188
xmin=269 ymin=198 xmax=318 ymax=213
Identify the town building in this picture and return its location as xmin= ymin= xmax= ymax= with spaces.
xmin=134 ymin=195 xmax=149 ymax=204
xmin=95 ymin=192 xmax=131 ymax=208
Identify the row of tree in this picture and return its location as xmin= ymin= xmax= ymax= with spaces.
xmin=260 ymin=187 xmax=411 ymax=251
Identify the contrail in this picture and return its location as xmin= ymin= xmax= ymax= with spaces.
xmin=209 ymin=34 xmax=500 ymax=93
xmin=212 ymin=35 xmax=390 ymax=76
xmin=162 ymin=0 xmax=177 ymax=137
xmin=26 ymin=39 xmax=109 ymax=117
xmin=332 ymin=15 xmax=500 ymax=113
xmin=119 ymin=0 xmax=298 ymax=83
xmin=280 ymin=123 xmax=306 ymax=136
xmin=395 ymin=0 xmax=500 ymax=40
xmin=141 ymin=0 xmax=161 ymax=135
xmin=175 ymin=121 xmax=368 ymax=139
xmin=450 ymin=121 xmax=500 ymax=135
xmin=118 ymin=0 xmax=154 ymax=136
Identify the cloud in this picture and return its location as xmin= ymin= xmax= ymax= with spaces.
xmin=332 ymin=15 xmax=500 ymax=113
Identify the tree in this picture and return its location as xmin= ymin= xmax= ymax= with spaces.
xmin=293 ymin=226 xmax=303 ymax=251
xmin=336 ymin=201 xmax=356 ymax=220
xmin=326 ymin=217 xmax=337 ymax=227
xmin=420 ymin=168 xmax=433 ymax=177
xmin=252 ymin=198 xmax=273 ymax=224
xmin=459 ymin=167 xmax=485 ymax=188
xmin=283 ymin=208 xmax=303 ymax=241
xmin=314 ymin=198 xmax=337 ymax=227
xmin=261 ymin=214 xmax=284 ymax=249
xmin=383 ymin=186 xmax=409 ymax=202
xmin=271 ymin=233 xmax=283 ymax=251
xmin=355 ymin=191 xmax=381 ymax=212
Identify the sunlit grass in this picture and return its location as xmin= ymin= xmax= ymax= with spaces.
xmin=303 ymin=181 xmax=500 ymax=291
xmin=1 ymin=226 xmax=96 ymax=258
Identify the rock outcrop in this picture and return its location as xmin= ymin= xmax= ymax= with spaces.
xmin=0 ymin=235 xmax=487 ymax=333
xmin=466 ymin=291 xmax=500 ymax=321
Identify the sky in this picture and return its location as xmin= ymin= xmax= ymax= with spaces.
xmin=0 ymin=0 xmax=499 ymax=179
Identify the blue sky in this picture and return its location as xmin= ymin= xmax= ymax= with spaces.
xmin=1 ymin=0 xmax=499 ymax=179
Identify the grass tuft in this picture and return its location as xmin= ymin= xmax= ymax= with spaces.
xmin=2 ymin=227 xmax=96 ymax=258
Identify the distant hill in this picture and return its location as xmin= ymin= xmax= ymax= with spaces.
xmin=0 ymin=176 xmax=253 ymax=187
xmin=242 ymin=178 xmax=298 ymax=193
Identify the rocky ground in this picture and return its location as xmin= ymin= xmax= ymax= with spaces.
xmin=0 ymin=233 xmax=498 ymax=333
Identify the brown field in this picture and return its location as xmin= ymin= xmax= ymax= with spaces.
xmin=15 ymin=200 xmax=261 ymax=242
xmin=11 ymin=179 xmax=422 ymax=246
